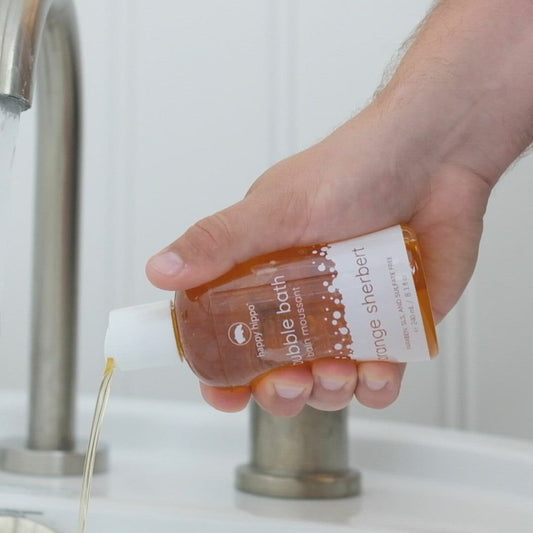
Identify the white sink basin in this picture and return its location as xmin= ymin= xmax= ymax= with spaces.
xmin=0 ymin=392 xmax=532 ymax=532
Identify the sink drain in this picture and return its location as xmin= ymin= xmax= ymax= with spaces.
xmin=0 ymin=517 xmax=56 ymax=532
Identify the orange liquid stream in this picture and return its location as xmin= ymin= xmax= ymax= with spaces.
xmin=77 ymin=357 xmax=115 ymax=533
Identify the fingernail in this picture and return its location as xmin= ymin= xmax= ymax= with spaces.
xmin=148 ymin=250 xmax=184 ymax=276
xmin=364 ymin=378 xmax=389 ymax=392
xmin=318 ymin=376 xmax=347 ymax=391
xmin=273 ymin=384 xmax=306 ymax=400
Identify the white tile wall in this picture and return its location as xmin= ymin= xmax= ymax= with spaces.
xmin=2 ymin=0 xmax=532 ymax=440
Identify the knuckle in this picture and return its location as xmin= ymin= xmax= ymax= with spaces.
xmin=184 ymin=213 xmax=235 ymax=262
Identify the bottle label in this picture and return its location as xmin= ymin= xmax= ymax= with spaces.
xmin=322 ymin=225 xmax=430 ymax=362
xmin=212 ymin=225 xmax=430 ymax=366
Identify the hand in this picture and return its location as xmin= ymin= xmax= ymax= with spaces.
xmin=147 ymin=0 xmax=533 ymax=416
xmin=145 ymin=103 xmax=491 ymax=416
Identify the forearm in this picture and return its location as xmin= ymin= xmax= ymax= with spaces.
xmin=374 ymin=0 xmax=533 ymax=186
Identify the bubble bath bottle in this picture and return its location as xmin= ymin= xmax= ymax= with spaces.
xmin=105 ymin=225 xmax=438 ymax=387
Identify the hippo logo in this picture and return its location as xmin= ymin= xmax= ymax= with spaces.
xmin=228 ymin=322 xmax=252 ymax=346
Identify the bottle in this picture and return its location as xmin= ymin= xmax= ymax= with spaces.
xmin=105 ymin=225 xmax=438 ymax=387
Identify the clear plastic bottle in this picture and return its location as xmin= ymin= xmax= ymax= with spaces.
xmin=105 ymin=225 xmax=438 ymax=387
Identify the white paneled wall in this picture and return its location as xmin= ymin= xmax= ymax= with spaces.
xmin=2 ymin=1 xmax=533 ymax=440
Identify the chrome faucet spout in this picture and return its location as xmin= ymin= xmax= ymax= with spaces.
xmin=0 ymin=0 xmax=107 ymax=475
xmin=0 ymin=0 xmax=54 ymax=109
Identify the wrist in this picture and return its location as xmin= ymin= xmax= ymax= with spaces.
xmin=374 ymin=77 xmax=530 ymax=190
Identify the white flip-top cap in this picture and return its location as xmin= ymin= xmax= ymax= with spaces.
xmin=104 ymin=300 xmax=181 ymax=371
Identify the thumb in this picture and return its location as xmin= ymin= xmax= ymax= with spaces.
xmin=145 ymin=195 xmax=305 ymax=291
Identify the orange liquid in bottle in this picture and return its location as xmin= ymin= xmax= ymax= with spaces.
xmin=172 ymin=225 xmax=437 ymax=387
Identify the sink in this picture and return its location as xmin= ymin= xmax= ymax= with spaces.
xmin=0 ymin=392 xmax=532 ymax=532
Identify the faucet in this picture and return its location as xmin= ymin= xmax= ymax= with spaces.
xmin=236 ymin=403 xmax=361 ymax=499
xmin=0 ymin=0 xmax=355 ymax=490
xmin=0 ymin=0 xmax=107 ymax=475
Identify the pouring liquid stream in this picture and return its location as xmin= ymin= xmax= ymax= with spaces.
xmin=77 ymin=357 xmax=116 ymax=533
